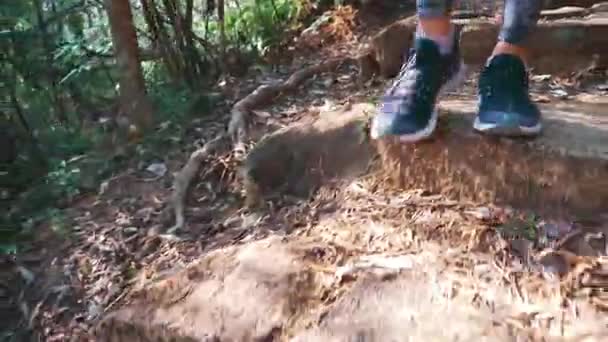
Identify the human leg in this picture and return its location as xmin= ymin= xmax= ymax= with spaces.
xmin=370 ymin=0 xmax=464 ymax=142
xmin=474 ymin=0 xmax=544 ymax=136
xmin=417 ymin=0 xmax=453 ymax=38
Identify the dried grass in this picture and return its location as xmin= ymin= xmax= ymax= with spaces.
xmin=289 ymin=175 xmax=608 ymax=341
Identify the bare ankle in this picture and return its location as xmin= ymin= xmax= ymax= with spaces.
xmin=418 ymin=16 xmax=453 ymax=37
xmin=491 ymin=42 xmax=529 ymax=65
xmin=417 ymin=16 xmax=455 ymax=55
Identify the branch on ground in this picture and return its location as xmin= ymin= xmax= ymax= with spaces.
xmin=168 ymin=134 xmax=229 ymax=233
xmin=228 ymin=57 xmax=349 ymax=148
xmin=169 ymin=57 xmax=352 ymax=231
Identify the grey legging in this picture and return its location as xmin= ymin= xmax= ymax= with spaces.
xmin=416 ymin=0 xmax=543 ymax=45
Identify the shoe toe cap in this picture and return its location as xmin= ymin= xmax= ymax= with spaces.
xmin=371 ymin=111 xmax=430 ymax=139
xmin=478 ymin=109 xmax=540 ymax=128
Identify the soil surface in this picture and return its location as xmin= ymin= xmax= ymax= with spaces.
xmin=4 ymin=3 xmax=608 ymax=342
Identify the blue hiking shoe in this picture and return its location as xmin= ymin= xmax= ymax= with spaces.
xmin=370 ymin=31 xmax=464 ymax=142
xmin=474 ymin=54 xmax=542 ymax=136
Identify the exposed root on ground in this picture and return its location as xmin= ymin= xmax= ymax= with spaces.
xmin=169 ymin=57 xmax=353 ymax=230
xmin=228 ymin=57 xmax=350 ymax=149
xmin=168 ymin=134 xmax=230 ymax=233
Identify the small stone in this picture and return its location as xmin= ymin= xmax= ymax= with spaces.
xmin=123 ymin=227 xmax=138 ymax=235
xmin=550 ymin=89 xmax=569 ymax=99
xmin=532 ymin=74 xmax=552 ymax=82
xmin=146 ymin=162 xmax=167 ymax=177
xmin=466 ymin=207 xmax=492 ymax=220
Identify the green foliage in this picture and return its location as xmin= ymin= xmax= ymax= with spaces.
xmin=1 ymin=0 xmax=311 ymax=255
xmin=496 ymin=214 xmax=540 ymax=242
xmin=223 ymin=0 xmax=305 ymax=53
xmin=40 ymin=125 xmax=96 ymax=157
xmin=1 ymin=1 xmax=120 ymax=248
xmin=46 ymin=159 xmax=84 ymax=199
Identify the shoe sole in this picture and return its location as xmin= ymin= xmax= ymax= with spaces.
xmin=371 ymin=61 xmax=468 ymax=143
xmin=473 ymin=111 xmax=542 ymax=137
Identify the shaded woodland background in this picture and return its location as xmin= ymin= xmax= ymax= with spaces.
xmin=2 ymin=1 xmax=607 ymax=341
xmin=1 ymin=0 xmax=362 ymax=251
xmin=0 ymin=0 xmax=599 ymax=253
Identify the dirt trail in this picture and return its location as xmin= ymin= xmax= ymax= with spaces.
xmin=243 ymin=98 xmax=607 ymax=218
xmin=97 ymin=97 xmax=608 ymax=341
xmin=6 ymin=3 xmax=608 ymax=341
xmin=95 ymin=177 xmax=608 ymax=341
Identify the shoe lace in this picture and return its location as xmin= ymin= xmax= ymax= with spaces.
xmin=384 ymin=48 xmax=435 ymax=109
xmin=386 ymin=48 xmax=417 ymax=95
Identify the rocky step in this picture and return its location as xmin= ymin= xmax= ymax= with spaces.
xmin=545 ymin=0 xmax=604 ymax=9
xmin=361 ymin=11 xmax=608 ymax=80
xmin=540 ymin=6 xmax=589 ymax=20
xmin=243 ymin=100 xmax=607 ymax=218
xmin=458 ymin=17 xmax=608 ymax=73
xmin=378 ymin=99 xmax=608 ymax=218
xmin=241 ymin=103 xmax=375 ymax=207
xmin=94 ymin=233 xmax=608 ymax=341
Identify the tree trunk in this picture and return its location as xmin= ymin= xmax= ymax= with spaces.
xmin=162 ymin=0 xmax=194 ymax=84
xmin=33 ymin=0 xmax=68 ymax=123
xmin=104 ymin=0 xmax=154 ymax=131
xmin=218 ymin=0 xmax=226 ymax=70
xmin=140 ymin=0 xmax=179 ymax=80
xmin=181 ymin=0 xmax=205 ymax=85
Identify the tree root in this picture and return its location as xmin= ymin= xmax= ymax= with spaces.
xmin=168 ymin=134 xmax=229 ymax=233
xmin=168 ymin=57 xmax=351 ymax=231
xmin=228 ymin=57 xmax=349 ymax=149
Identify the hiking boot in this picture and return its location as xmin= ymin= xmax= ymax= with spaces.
xmin=370 ymin=30 xmax=464 ymax=142
xmin=474 ymin=54 xmax=542 ymax=136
